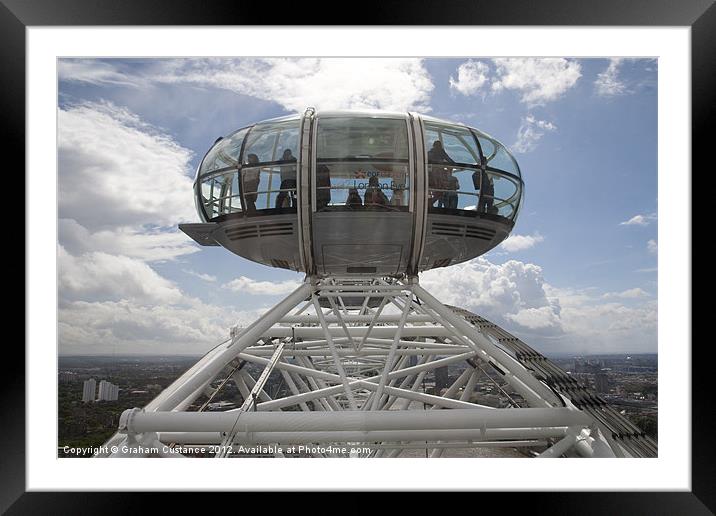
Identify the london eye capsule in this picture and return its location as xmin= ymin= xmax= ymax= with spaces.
xmin=180 ymin=108 xmax=524 ymax=277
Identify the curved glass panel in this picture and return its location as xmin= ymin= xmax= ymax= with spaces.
xmin=199 ymin=171 xmax=242 ymax=220
xmin=473 ymin=130 xmax=521 ymax=178
xmin=425 ymin=122 xmax=480 ymax=166
xmin=428 ymin=165 xmax=490 ymax=211
xmin=199 ymin=127 xmax=249 ymax=176
xmin=424 ymin=122 xmax=482 ymax=212
xmin=241 ymin=164 xmax=298 ymax=213
xmin=423 ymin=122 xmax=522 ymax=221
xmin=490 ymin=173 xmax=521 ymax=218
xmin=316 ymin=117 xmax=410 ymax=212
xmin=242 ymin=120 xmax=300 ymax=165
xmin=316 ymin=117 xmax=409 ymax=161
xmin=463 ymin=170 xmax=521 ymax=219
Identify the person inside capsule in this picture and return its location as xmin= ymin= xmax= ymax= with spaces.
xmin=443 ymin=173 xmax=460 ymax=210
xmin=242 ymin=153 xmax=260 ymax=214
xmin=390 ymin=186 xmax=404 ymax=207
xmin=427 ymin=140 xmax=456 ymax=207
xmin=346 ymin=188 xmax=363 ymax=209
xmin=364 ymin=175 xmax=389 ymax=209
xmin=316 ymin=164 xmax=332 ymax=210
xmin=472 ymin=167 xmax=495 ymax=214
xmin=279 ymin=148 xmax=297 ymax=208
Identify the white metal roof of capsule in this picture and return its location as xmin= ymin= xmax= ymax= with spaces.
xmin=251 ymin=113 xmax=302 ymax=124
xmin=315 ymin=109 xmax=409 ymax=119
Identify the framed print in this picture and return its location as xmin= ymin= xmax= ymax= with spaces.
xmin=8 ymin=0 xmax=711 ymax=512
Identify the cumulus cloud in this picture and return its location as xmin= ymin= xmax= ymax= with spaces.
xmin=420 ymin=257 xmax=657 ymax=354
xmin=620 ymin=213 xmax=657 ymax=226
xmin=602 ymin=288 xmax=649 ymax=299
xmin=58 ymin=101 xmax=196 ymax=230
xmin=512 ymin=115 xmax=556 ymax=153
xmin=56 ymin=95 xmax=309 ymax=355
xmin=595 ymin=58 xmax=628 ymax=97
xmin=151 ymin=58 xmax=434 ymax=113
xmin=59 ymin=218 xmax=197 ymax=262
xmin=647 ymin=239 xmax=658 ymax=254
xmin=224 ymin=276 xmax=303 ymax=296
xmin=58 ymin=245 xmax=183 ymax=305
xmin=59 ymin=298 xmax=267 ymax=355
xmin=449 ymin=60 xmax=490 ymax=96
xmin=58 ymin=242 xmax=274 ymax=353
xmin=500 ymin=232 xmax=545 ymax=252
xmin=490 ymin=58 xmax=582 ymax=105
xmin=505 ymin=306 xmax=562 ymax=330
xmin=547 ymin=284 xmax=657 ymax=353
xmin=421 ymin=257 xmax=563 ymax=336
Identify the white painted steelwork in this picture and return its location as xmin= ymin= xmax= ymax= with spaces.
xmin=99 ymin=276 xmax=633 ymax=459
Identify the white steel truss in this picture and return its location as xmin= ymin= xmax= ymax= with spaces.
xmin=98 ymin=276 xmax=651 ymax=458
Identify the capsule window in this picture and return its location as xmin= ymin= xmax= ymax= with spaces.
xmin=240 ymin=120 xmax=300 ymax=214
xmin=473 ymin=130 xmax=521 ymax=178
xmin=242 ymin=121 xmax=300 ymax=165
xmin=199 ymin=127 xmax=248 ymax=176
xmin=315 ymin=117 xmax=411 ymax=213
xmin=241 ymin=164 xmax=297 ymax=213
xmin=425 ymin=124 xmax=480 ymax=166
xmin=424 ymin=122 xmax=482 ymax=213
xmin=200 ymin=171 xmax=242 ymax=219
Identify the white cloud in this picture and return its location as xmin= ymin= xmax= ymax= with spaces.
xmin=56 ymin=98 xmax=300 ymax=355
xmin=153 ymin=58 xmax=434 ymax=113
xmin=58 ymin=101 xmax=196 ymax=230
xmin=602 ymin=288 xmax=649 ymax=299
xmin=58 ymin=244 xmax=281 ymax=353
xmin=183 ymin=269 xmax=217 ymax=282
xmin=420 ymin=257 xmax=657 ymax=354
xmin=59 ymin=218 xmax=198 ymax=262
xmin=490 ymin=58 xmax=582 ymax=105
xmin=449 ymin=60 xmax=490 ymax=96
xmin=59 ymin=298 xmax=267 ymax=355
xmin=421 ymin=257 xmax=563 ymax=336
xmin=548 ymin=285 xmax=657 ymax=353
xmin=224 ymin=276 xmax=303 ymax=296
xmin=58 ymin=245 xmax=183 ymax=305
xmin=505 ymin=306 xmax=562 ymax=330
xmin=58 ymin=59 xmax=140 ymax=87
xmin=647 ymin=239 xmax=658 ymax=254
xmin=595 ymin=58 xmax=627 ymax=97
xmin=500 ymin=232 xmax=545 ymax=252
xmin=512 ymin=115 xmax=557 ymax=153
xmin=620 ymin=213 xmax=657 ymax=226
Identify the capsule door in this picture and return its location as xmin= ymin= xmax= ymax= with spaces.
xmin=310 ymin=114 xmax=415 ymax=276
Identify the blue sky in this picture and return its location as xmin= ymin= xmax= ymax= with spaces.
xmin=57 ymin=57 xmax=657 ymax=355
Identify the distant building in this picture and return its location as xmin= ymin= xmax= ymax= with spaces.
xmin=97 ymin=380 xmax=119 ymax=401
xmin=59 ymin=371 xmax=78 ymax=383
xmin=435 ymin=366 xmax=449 ymax=390
xmin=594 ymin=372 xmax=610 ymax=394
xmin=82 ymin=378 xmax=96 ymax=402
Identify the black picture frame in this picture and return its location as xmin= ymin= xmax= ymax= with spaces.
xmin=7 ymin=0 xmax=710 ymax=512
